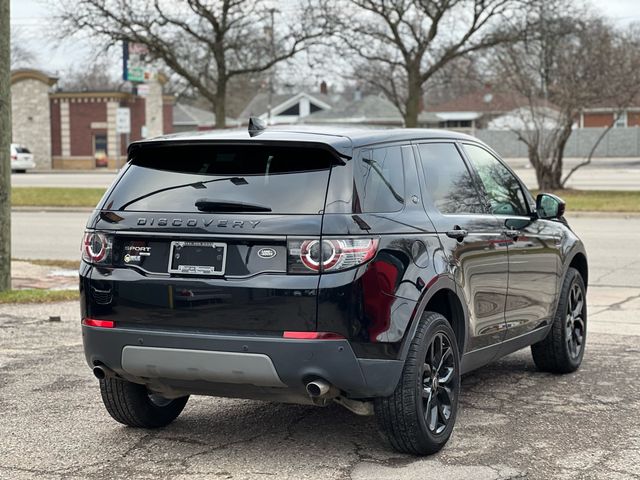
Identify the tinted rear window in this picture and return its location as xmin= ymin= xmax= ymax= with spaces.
xmin=15 ymin=146 xmax=30 ymax=153
xmin=104 ymin=144 xmax=335 ymax=214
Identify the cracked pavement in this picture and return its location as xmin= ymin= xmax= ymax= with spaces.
xmin=1 ymin=214 xmax=639 ymax=479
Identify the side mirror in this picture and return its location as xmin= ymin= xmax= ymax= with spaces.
xmin=536 ymin=193 xmax=566 ymax=220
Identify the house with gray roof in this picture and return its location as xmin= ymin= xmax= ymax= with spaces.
xmin=173 ymin=103 xmax=238 ymax=132
xmin=239 ymin=91 xmax=334 ymax=125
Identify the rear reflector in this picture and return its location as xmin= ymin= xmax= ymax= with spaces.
xmin=82 ymin=318 xmax=115 ymax=328
xmin=282 ymin=331 xmax=344 ymax=340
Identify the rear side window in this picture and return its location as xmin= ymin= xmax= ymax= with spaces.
xmin=417 ymin=143 xmax=484 ymax=215
xmin=354 ymin=146 xmax=404 ymax=213
xmin=104 ymin=144 xmax=336 ymax=214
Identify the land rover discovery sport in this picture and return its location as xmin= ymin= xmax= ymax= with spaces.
xmin=80 ymin=123 xmax=588 ymax=455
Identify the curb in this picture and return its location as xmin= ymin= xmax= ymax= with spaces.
xmin=567 ymin=211 xmax=640 ymax=218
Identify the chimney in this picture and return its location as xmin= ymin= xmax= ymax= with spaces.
xmin=320 ymin=80 xmax=328 ymax=95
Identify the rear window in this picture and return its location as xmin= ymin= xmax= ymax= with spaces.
xmin=104 ymin=144 xmax=336 ymax=214
xmin=15 ymin=146 xmax=30 ymax=153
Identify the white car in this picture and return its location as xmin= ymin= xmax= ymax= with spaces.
xmin=11 ymin=143 xmax=36 ymax=172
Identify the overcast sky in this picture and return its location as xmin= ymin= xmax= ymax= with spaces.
xmin=10 ymin=0 xmax=640 ymax=77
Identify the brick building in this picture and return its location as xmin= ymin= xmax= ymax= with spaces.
xmin=579 ymin=108 xmax=640 ymax=128
xmin=11 ymin=68 xmax=173 ymax=170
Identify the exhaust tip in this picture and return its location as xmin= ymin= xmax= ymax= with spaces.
xmin=306 ymin=379 xmax=331 ymax=398
xmin=93 ymin=366 xmax=106 ymax=380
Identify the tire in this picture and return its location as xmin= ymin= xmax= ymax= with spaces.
xmin=99 ymin=377 xmax=189 ymax=428
xmin=375 ymin=312 xmax=460 ymax=455
xmin=531 ymin=267 xmax=587 ymax=373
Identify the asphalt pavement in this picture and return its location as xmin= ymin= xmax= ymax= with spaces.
xmin=10 ymin=156 xmax=640 ymax=190
xmin=1 ymin=213 xmax=640 ymax=479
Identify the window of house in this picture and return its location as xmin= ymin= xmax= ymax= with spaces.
xmin=614 ymin=111 xmax=627 ymax=128
xmin=280 ymin=103 xmax=300 ymax=116
xmin=309 ymin=103 xmax=323 ymax=113
xmin=94 ymin=134 xmax=108 ymax=154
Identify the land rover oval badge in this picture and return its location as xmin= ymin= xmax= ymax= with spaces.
xmin=257 ymin=248 xmax=277 ymax=259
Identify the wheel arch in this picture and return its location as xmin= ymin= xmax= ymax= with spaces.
xmin=398 ymin=275 xmax=469 ymax=362
xmin=568 ymin=251 xmax=588 ymax=289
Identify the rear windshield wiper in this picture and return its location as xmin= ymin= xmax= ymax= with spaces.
xmin=195 ymin=199 xmax=272 ymax=213
xmin=118 ymin=176 xmax=247 ymax=211
xmin=361 ymin=158 xmax=404 ymax=204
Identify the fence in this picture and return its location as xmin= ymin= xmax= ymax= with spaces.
xmin=474 ymin=127 xmax=640 ymax=158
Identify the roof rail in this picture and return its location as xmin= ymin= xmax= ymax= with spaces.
xmin=248 ymin=116 xmax=266 ymax=137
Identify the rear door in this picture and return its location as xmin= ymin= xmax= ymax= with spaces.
xmin=461 ymin=143 xmax=561 ymax=340
xmin=89 ymin=142 xmax=340 ymax=333
xmin=414 ymin=142 xmax=509 ymax=354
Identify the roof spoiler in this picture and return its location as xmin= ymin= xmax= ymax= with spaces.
xmin=248 ymin=117 xmax=266 ymax=137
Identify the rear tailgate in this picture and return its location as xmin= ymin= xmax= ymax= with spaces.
xmin=86 ymin=142 xmax=341 ymax=333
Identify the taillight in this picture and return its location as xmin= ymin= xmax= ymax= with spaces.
xmin=81 ymin=231 xmax=112 ymax=265
xmin=283 ymin=331 xmax=344 ymax=339
xmin=287 ymin=237 xmax=378 ymax=274
xmin=82 ymin=318 xmax=115 ymax=328
xmin=11 ymin=154 xmax=17 ymax=161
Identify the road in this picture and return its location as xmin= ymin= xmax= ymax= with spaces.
xmin=10 ymin=156 xmax=640 ymax=190
xmin=12 ymin=211 xmax=88 ymax=260
xmin=0 ymin=212 xmax=640 ymax=480
xmin=2 ymin=213 xmax=639 ymax=479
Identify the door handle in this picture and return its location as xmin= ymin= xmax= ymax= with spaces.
xmin=503 ymin=229 xmax=519 ymax=239
xmin=446 ymin=228 xmax=468 ymax=241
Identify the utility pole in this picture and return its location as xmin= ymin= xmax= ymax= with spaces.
xmin=0 ymin=0 xmax=11 ymax=292
xmin=266 ymin=8 xmax=276 ymax=125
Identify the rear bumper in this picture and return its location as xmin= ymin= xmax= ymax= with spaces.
xmin=11 ymin=158 xmax=35 ymax=170
xmin=82 ymin=325 xmax=403 ymax=403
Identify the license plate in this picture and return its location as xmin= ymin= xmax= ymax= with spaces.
xmin=168 ymin=241 xmax=227 ymax=275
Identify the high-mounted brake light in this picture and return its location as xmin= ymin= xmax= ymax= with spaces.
xmin=283 ymin=331 xmax=345 ymax=340
xmin=81 ymin=231 xmax=112 ymax=265
xmin=287 ymin=237 xmax=379 ymax=274
xmin=82 ymin=318 xmax=115 ymax=328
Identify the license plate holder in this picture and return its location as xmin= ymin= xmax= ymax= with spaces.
xmin=168 ymin=241 xmax=227 ymax=276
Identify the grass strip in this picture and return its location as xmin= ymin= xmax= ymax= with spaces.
xmin=0 ymin=289 xmax=79 ymax=304
xmin=9 ymin=187 xmax=640 ymax=212
xmin=12 ymin=187 xmax=105 ymax=207
xmin=538 ymin=190 xmax=640 ymax=213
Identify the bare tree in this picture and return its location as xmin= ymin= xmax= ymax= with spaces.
xmin=10 ymin=27 xmax=36 ymax=68
xmin=57 ymin=0 xmax=332 ymax=128
xmin=425 ymin=55 xmax=486 ymax=107
xmin=0 ymin=0 xmax=11 ymax=291
xmin=495 ymin=1 xmax=640 ymax=190
xmin=331 ymin=0 xmax=527 ymax=127
xmin=58 ymin=58 xmax=124 ymax=91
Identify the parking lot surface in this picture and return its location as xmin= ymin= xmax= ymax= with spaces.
xmin=1 ymin=301 xmax=638 ymax=480
xmin=1 ymin=213 xmax=640 ymax=479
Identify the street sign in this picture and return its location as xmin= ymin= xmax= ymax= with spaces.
xmin=137 ymin=84 xmax=150 ymax=97
xmin=123 ymin=41 xmax=152 ymax=83
xmin=116 ymin=107 xmax=131 ymax=134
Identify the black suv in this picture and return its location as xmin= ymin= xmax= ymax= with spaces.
xmin=80 ymin=125 xmax=588 ymax=455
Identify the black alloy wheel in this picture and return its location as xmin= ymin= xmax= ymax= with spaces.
xmin=532 ymin=267 xmax=587 ymax=373
xmin=422 ymin=332 xmax=456 ymax=435
xmin=566 ymin=282 xmax=585 ymax=359
xmin=375 ymin=312 xmax=460 ymax=455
